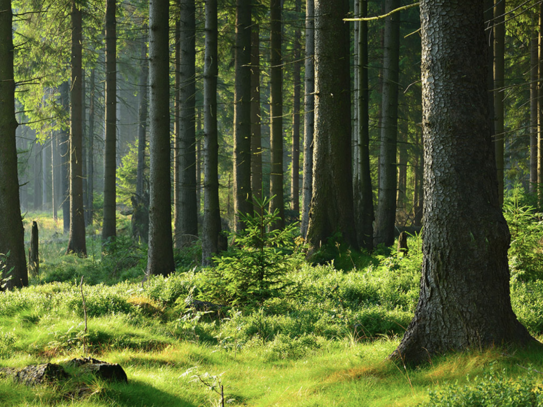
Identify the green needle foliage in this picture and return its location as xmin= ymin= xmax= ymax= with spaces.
xmin=198 ymin=197 xmax=303 ymax=307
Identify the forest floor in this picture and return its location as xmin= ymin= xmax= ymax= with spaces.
xmin=0 ymin=212 xmax=542 ymax=406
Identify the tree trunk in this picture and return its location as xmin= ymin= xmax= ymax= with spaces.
xmin=301 ymin=0 xmax=314 ymax=238
xmin=176 ymin=0 xmax=198 ymax=244
xmin=391 ymin=0 xmax=535 ymax=364
xmin=233 ymin=0 xmax=252 ymax=232
xmin=494 ymin=0 xmax=505 ymax=206
xmin=531 ymin=13 xmax=538 ymax=194
xmin=539 ymin=4 xmax=543 ymax=206
xmin=306 ymin=0 xmax=357 ymax=252
xmin=29 ymin=221 xmax=39 ymax=277
xmin=102 ymin=0 xmax=117 ymax=241
xmin=52 ymin=133 xmax=57 ymax=221
xmin=269 ymin=0 xmax=284 ymax=229
xmin=59 ymin=82 xmax=70 ymax=234
xmin=0 ymin=0 xmax=28 ymax=289
xmin=202 ymin=0 xmax=222 ymax=265
xmin=136 ymin=36 xmax=148 ymax=199
xmin=397 ymin=114 xmax=408 ymax=220
xmin=375 ymin=0 xmax=400 ymax=247
xmin=251 ymin=25 xmax=262 ymax=210
xmin=356 ymin=0 xmax=374 ymax=250
xmin=81 ymin=69 xmax=88 ymax=226
xmin=290 ymin=0 xmax=301 ymax=216
xmin=67 ymin=0 xmax=87 ymax=256
xmin=147 ymin=0 xmax=175 ymax=276
xmin=352 ymin=0 xmax=359 ymax=185
xmin=87 ymin=69 xmax=95 ymax=226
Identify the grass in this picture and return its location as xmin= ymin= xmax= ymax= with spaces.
xmin=1 ymin=211 xmax=543 ymax=406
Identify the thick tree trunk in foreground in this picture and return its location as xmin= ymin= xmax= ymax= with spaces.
xmin=201 ymin=0 xmax=222 ymax=265
xmin=147 ymin=0 xmax=175 ymax=276
xmin=301 ymin=0 xmax=314 ymax=238
xmin=67 ymin=0 xmax=87 ymax=256
xmin=233 ymin=0 xmax=252 ymax=231
xmin=0 ymin=0 xmax=28 ymax=289
xmin=102 ymin=0 xmax=117 ymax=241
xmin=392 ymin=0 xmax=535 ymax=364
xmin=306 ymin=0 xmax=357 ymax=252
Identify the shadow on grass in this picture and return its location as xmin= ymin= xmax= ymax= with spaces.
xmin=104 ymin=379 xmax=198 ymax=407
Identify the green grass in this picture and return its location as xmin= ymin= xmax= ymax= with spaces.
xmin=1 ymin=211 xmax=543 ymax=406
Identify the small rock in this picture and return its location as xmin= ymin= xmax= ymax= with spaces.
xmin=68 ymin=357 xmax=128 ymax=383
xmin=0 ymin=363 xmax=69 ymax=385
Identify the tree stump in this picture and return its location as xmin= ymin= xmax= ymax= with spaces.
xmin=0 ymin=363 xmax=68 ymax=385
xmin=397 ymin=231 xmax=408 ymax=256
xmin=68 ymin=357 xmax=128 ymax=383
xmin=29 ymin=221 xmax=39 ymax=276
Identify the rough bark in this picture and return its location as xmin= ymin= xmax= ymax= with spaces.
xmin=375 ymin=0 xmax=400 ymax=247
xmin=391 ymin=0 xmax=535 ymax=364
xmin=59 ymin=82 xmax=70 ymax=234
xmin=494 ymin=0 xmax=505 ymax=206
xmin=67 ymin=0 xmax=87 ymax=256
xmin=87 ymin=69 xmax=95 ymax=225
xmin=251 ymin=25 xmax=262 ymax=209
xmin=306 ymin=0 xmax=357 ymax=252
xmin=147 ymin=0 xmax=175 ymax=276
xmin=356 ymin=0 xmax=374 ymax=250
xmin=269 ymin=0 xmax=284 ymax=229
xmin=290 ymin=0 xmax=301 ymax=216
xmin=201 ymin=0 xmax=222 ymax=265
xmin=136 ymin=36 xmax=148 ymax=199
xmin=531 ymin=14 xmax=538 ymax=194
xmin=301 ymin=0 xmax=314 ymax=238
xmin=0 ymin=0 xmax=28 ymax=288
xmin=102 ymin=0 xmax=117 ymax=241
xmin=233 ymin=0 xmax=252 ymax=232
xmin=539 ymin=4 xmax=543 ymax=204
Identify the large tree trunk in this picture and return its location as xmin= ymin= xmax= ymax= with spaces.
xmin=375 ymin=0 xmax=400 ymax=247
xmin=0 ymin=0 xmax=28 ymax=289
xmin=355 ymin=0 xmax=374 ymax=250
xmin=201 ymin=0 xmax=222 ymax=265
xmin=67 ymin=0 xmax=87 ymax=256
xmin=392 ymin=0 xmax=535 ymax=364
xmin=300 ymin=0 xmax=314 ymax=238
xmin=494 ymin=0 xmax=505 ymax=206
xmin=59 ymin=82 xmax=70 ymax=234
xmin=531 ymin=13 xmax=538 ymax=194
xmin=306 ymin=0 xmax=357 ymax=253
xmin=233 ymin=0 xmax=252 ymax=232
xmin=290 ymin=0 xmax=301 ymax=216
xmin=269 ymin=0 xmax=284 ymax=229
xmin=147 ymin=0 xmax=175 ymax=276
xmin=251 ymin=25 xmax=262 ymax=209
xmin=102 ymin=0 xmax=117 ymax=241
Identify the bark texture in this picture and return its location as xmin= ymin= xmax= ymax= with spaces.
xmin=59 ymin=82 xmax=70 ymax=234
xmin=494 ymin=0 xmax=505 ymax=206
xmin=102 ymin=0 xmax=117 ymax=241
xmin=0 ymin=0 xmax=28 ymax=288
xmin=392 ymin=0 xmax=535 ymax=364
xmin=147 ymin=0 xmax=175 ymax=276
xmin=67 ymin=0 xmax=87 ymax=256
xmin=530 ymin=15 xmax=538 ymax=194
xmin=290 ymin=0 xmax=301 ymax=216
xmin=306 ymin=0 xmax=357 ymax=252
xmin=250 ymin=26 xmax=262 ymax=208
xmin=136 ymin=36 xmax=148 ymax=199
xmin=87 ymin=69 xmax=95 ymax=226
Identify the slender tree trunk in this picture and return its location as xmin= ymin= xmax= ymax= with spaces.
xmin=102 ymin=0 xmax=117 ymax=241
xmin=539 ymin=4 xmax=543 ymax=205
xmin=269 ymin=0 xmax=284 ymax=228
xmin=136 ymin=36 xmax=148 ymax=199
xmin=34 ymin=143 xmax=41 ymax=211
xmin=290 ymin=0 xmax=302 ymax=216
xmin=202 ymin=0 xmax=222 ymax=265
xmin=52 ymin=133 xmax=57 ymax=221
xmin=494 ymin=0 xmax=505 ymax=206
xmin=174 ymin=17 xmax=181 ymax=244
xmin=87 ymin=69 xmax=95 ymax=226
xmin=391 ymin=0 xmax=535 ymax=364
xmin=301 ymin=0 xmax=314 ymax=238
xmin=307 ymin=0 xmax=357 ymax=252
xmin=81 ymin=69 xmax=88 ymax=225
xmin=531 ymin=13 xmax=538 ymax=194
xmin=375 ymin=0 xmax=400 ymax=247
xmin=0 ymin=0 xmax=28 ymax=289
xmin=147 ymin=0 xmax=175 ymax=276
xmin=353 ymin=0 xmax=359 ymax=185
xmin=59 ymin=82 xmax=70 ymax=233
xmin=42 ymin=141 xmax=47 ymax=209
xmin=233 ymin=0 xmax=252 ymax=231
xmin=356 ymin=0 xmax=374 ymax=250
xmin=251 ymin=25 xmax=262 ymax=209
xmin=397 ymin=116 xmax=408 ymax=218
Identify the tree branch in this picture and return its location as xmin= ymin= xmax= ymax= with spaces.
xmin=344 ymin=3 xmax=419 ymax=22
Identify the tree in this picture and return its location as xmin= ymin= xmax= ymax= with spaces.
xmin=102 ymin=0 xmax=117 ymax=241
xmin=531 ymin=11 xmax=538 ymax=194
xmin=494 ymin=0 xmax=505 ymax=206
xmin=136 ymin=34 xmax=148 ymax=199
xmin=251 ymin=24 xmax=263 ymax=210
xmin=300 ymin=0 xmax=314 ymax=238
xmin=306 ymin=0 xmax=357 ymax=252
xmin=87 ymin=68 xmax=96 ymax=226
xmin=391 ymin=0 xmax=535 ymax=364
xmin=67 ymin=0 xmax=87 ymax=256
xmin=233 ymin=0 xmax=252 ymax=232
xmin=59 ymin=81 xmax=70 ymax=234
xmin=0 ymin=0 xmax=28 ymax=289
xmin=375 ymin=0 xmax=400 ymax=247
xmin=290 ymin=0 xmax=302 ymax=216
xmin=201 ymin=0 xmax=222 ymax=265
xmin=146 ymin=0 xmax=175 ymax=276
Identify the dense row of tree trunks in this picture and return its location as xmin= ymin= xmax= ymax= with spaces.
xmin=0 ymin=0 xmax=28 ymax=289
xmin=102 ymin=0 xmax=117 ymax=241
xmin=290 ymin=0 xmax=301 ymax=216
xmin=146 ymin=0 xmax=175 ymax=276
xmin=392 ymin=0 xmax=534 ymax=364
xmin=67 ymin=0 xmax=87 ymax=256
xmin=233 ymin=0 xmax=252 ymax=232
xmin=307 ymin=0 xmax=357 ymax=253
xmin=201 ymin=0 xmax=222 ymax=265
xmin=250 ymin=26 xmax=262 ymax=210
xmin=269 ymin=0 xmax=284 ymax=229
xmin=300 ymin=0 xmax=314 ymax=238
xmin=494 ymin=0 xmax=505 ymax=206
xmin=375 ymin=0 xmax=400 ymax=247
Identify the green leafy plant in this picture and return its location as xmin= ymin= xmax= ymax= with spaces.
xmin=198 ymin=197 xmax=302 ymax=307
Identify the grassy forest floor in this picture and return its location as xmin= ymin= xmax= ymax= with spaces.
xmin=1 ymin=206 xmax=543 ymax=406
